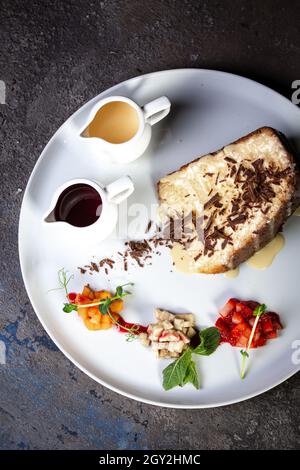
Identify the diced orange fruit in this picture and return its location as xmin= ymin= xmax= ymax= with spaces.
xmin=72 ymin=286 xmax=125 ymax=331
xmin=77 ymin=306 xmax=89 ymax=320
xmin=109 ymin=299 xmax=124 ymax=313
xmin=84 ymin=318 xmax=103 ymax=330
xmin=82 ymin=285 xmax=95 ymax=300
xmin=87 ymin=306 xmax=100 ymax=318
xmin=94 ymin=290 xmax=112 ymax=300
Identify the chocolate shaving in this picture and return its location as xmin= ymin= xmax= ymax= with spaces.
xmin=145 ymin=220 xmax=153 ymax=233
xmin=261 ymin=206 xmax=271 ymax=215
xmin=234 ymin=165 xmax=241 ymax=183
xmin=99 ymin=258 xmax=115 ymax=269
xmin=204 ymin=193 xmax=220 ymax=210
xmin=124 ymin=253 xmax=128 ymax=271
xmin=224 ymin=157 xmax=236 ymax=163
xmin=230 ymin=165 xmax=237 ymax=178
xmin=228 ymin=214 xmax=247 ymax=227
xmin=221 ymin=239 xmax=229 ymax=249
xmin=91 ymin=262 xmax=99 ymax=272
xmin=252 ymin=158 xmax=264 ymax=170
xmin=204 ymin=215 xmax=214 ymax=234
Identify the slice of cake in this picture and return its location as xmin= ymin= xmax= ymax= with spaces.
xmin=158 ymin=127 xmax=299 ymax=274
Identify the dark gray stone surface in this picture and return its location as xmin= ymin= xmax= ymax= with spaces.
xmin=0 ymin=0 xmax=299 ymax=450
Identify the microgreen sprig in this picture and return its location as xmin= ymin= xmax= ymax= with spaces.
xmin=240 ymin=303 xmax=267 ymax=379
xmin=48 ymin=268 xmax=74 ymax=296
xmin=125 ymin=324 xmax=141 ymax=342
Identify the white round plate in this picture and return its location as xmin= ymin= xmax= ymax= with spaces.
xmin=19 ymin=69 xmax=300 ymax=408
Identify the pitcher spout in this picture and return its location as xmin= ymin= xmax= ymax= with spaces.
xmin=80 ymin=126 xmax=90 ymax=138
xmin=44 ymin=209 xmax=56 ymax=223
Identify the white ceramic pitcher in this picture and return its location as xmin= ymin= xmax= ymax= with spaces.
xmin=79 ymin=95 xmax=171 ymax=164
xmin=43 ymin=176 xmax=134 ymax=244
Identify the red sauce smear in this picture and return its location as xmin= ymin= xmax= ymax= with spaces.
xmin=116 ymin=315 xmax=148 ymax=334
xmin=215 ymin=298 xmax=283 ymax=348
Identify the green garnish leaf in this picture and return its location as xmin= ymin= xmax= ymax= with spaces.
xmin=117 ymin=283 xmax=134 ymax=298
xmin=63 ymin=303 xmax=78 ymax=313
xmin=162 ymin=348 xmax=192 ymax=391
xmin=240 ymin=350 xmax=249 ymax=358
xmin=162 ymin=327 xmax=221 ymax=391
xmin=193 ymin=327 xmax=221 ymax=356
xmin=253 ymin=303 xmax=267 ymax=317
xmin=116 ymin=286 xmax=123 ymax=297
xmin=58 ymin=268 xmax=74 ymax=296
xmin=99 ymin=298 xmax=111 ymax=315
xmin=125 ymin=325 xmax=140 ymax=342
xmin=182 ymin=360 xmax=200 ymax=389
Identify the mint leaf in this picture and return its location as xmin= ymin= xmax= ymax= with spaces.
xmin=182 ymin=360 xmax=200 ymax=389
xmin=63 ymin=303 xmax=77 ymax=313
xmin=193 ymin=327 xmax=220 ymax=356
xmin=162 ymin=348 xmax=192 ymax=391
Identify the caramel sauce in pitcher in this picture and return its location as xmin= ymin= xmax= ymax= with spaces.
xmin=86 ymin=101 xmax=139 ymax=144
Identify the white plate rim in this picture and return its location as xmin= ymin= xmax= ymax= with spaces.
xmin=18 ymin=68 xmax=300 ymax=409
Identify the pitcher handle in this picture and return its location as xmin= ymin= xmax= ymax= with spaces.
xmin=142 ymin=96 xmax=171 ymax=126
xmin=105 ymin=176 xmax=134 ymax=204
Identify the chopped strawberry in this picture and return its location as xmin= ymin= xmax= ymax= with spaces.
xmin=268 ymin=312 xmax=283 ymax=330
xmin=261 ymin=316 xmax=273 ymax=333
xmin=68 ymin=292 xmax=77 ymax=303
xmin=231 ymin=322 xmax=251 ymax=336
xmin=215 ymin=298 xmax=283 ymax=350
xmin=215 ymin=318 xmax=231 ymax=342
xmin=265 ymin=330 xmax=278 ymax=339
xmin=273 ymin=321 xmax=283 ymax=331
xmin=256 ymin=336 xmax=267 ymax=347
xmin=219 ymin=298 xmax=238 ymax=318
xmin=232 ymin=311 xmax=244 ymax=324
xmin=244 ymin=300 xmax=260 ymax=311
xmin=253 ymin=329 xmax=261 ymax=343
xmin=236 ymin=335 xmax=248 ymax=348
xmin=75 ymin=293 xmax=90 ymax=305
xmin=236 ymin=302 xmax=253 ymax=318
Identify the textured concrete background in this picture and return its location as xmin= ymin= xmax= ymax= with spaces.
xmin=0 ymin=0 xmax=299 ymax=450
